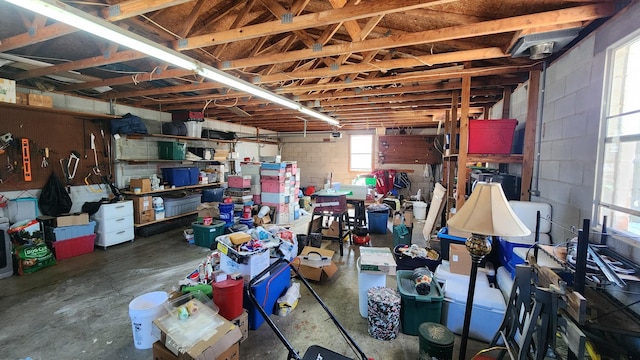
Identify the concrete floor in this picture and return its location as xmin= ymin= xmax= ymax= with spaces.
xmin=0 ymin=214 xmax=489 ymax=360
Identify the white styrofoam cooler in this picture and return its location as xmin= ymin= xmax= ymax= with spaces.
xmin=441 ymin=278 xmax=506 ymax=343
xmin=503 ymin=201 xmax=552 ymax=245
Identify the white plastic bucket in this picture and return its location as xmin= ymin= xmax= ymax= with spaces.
xmin=185 ymin=121 xmax=203 ymax=138
xmin=357 ymin=257 xmax=387 ymax=318
xmin=413 ymin=201 xmax=428 ymax=220
xmin=128 ymin=291 xmax=168 ymax=349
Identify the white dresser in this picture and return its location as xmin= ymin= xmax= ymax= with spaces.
xmin=92 ymin=200 xmax=135 ymax=249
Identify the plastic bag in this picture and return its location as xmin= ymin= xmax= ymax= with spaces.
xmin=15 ymin=242 xmax=56 ymax=275
xmin=277 ymin=282 xmax=301 ymax=316
xmin=39 ymin=172 xmax=72 ymax=216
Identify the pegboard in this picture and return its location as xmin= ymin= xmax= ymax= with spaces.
xmin=0 ymin=104 xmax=114 ymax=191
xmin=378 ymin=135 xmax=442 ymax=165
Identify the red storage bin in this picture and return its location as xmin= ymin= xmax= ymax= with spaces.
xmin=261 ymin=180 xmax=285 ymax=193
xmin=314 ymin=194 xmax=347 ymax=213
xmin=51 ymin=234 xmax=96 ymax=260
xmin=228 ymin=175 xmax=251 ymax=188
xmin=468 ymin=119 xmax=517 ymax=154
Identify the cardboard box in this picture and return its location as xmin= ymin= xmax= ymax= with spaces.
xmin=404 ymin=210 xmax=413 ymax=227
xmin=253 ymin=214 xmax=271 ymax=226
xmin=130 ymin=178 xmax=152 ymax=193
xmin=321 ymin=220 xmax=340 ymax=237
xmin=135 ymin=209 xmax=155 ymax=224
xmin=15 ymin=92 xmax=28 ymax=105
xmin=359 ymin=247 xmax=397 ymax=275
xmin=449 ymin=243 xmax=472 ymax=275
xmin=291 ymin=246 xmax=338 ymax=281
xmin=132 ymin=195 xmax=153 ymax=212
xmin=0 ymin=78 xmax=16 ymax=103
xmin=152 ymin=340 xmax=239 ymax=360
xmin=55 ymin=213 xmax=89 ymax=227
xmin=197 ymin=202 xmax=220 ymax=219
xmin=152 ymin=311 xmax=242 ymax=360
xmin=231 ymin=309 xmax=248 ymax=343
xmin=28 ymin=93 xmax=53 ymax=107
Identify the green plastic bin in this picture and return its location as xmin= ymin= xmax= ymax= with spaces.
xmin=396 ymin=270 xmax=444 ymax=336
xmin=191 ymin=220 xmax=225 ymax=248
xmin=158 ymin=141 xmax=187 ymax=160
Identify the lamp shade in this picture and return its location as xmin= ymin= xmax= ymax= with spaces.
xmin=447 ymin=182 xmax=531 ymax=237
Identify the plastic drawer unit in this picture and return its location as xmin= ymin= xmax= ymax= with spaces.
xmin=91 ymin=201 xmax=135 ymax=249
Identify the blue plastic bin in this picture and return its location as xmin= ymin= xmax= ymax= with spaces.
xmin=161 ymin=167 xmax=199 ymax=187
xmin=367 ymin=210 xmax=389 ymax=234
xmin=244 ymin=262 xmax=291 ymax=330
xmin=45 ymin=221 xmax=96 ymax=241
xmin=202 ymin=187 xmax=224 ymax=202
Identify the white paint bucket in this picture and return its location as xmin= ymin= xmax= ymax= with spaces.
xmin=128 ymin=291 xmax=168 ymax=349
xmin=413 ymin=201 xmax=428 ymax=220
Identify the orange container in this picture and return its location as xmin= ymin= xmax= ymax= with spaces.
xmin=212 ymin=279 xmax=244 ymax=320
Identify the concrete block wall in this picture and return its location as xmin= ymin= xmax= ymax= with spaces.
xmin=489 ymin=2 xmax=640 ymax=317
xmin=280 ymin=132 xmax=437 ymax=201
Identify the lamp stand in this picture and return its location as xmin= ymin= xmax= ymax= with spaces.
xmin=458 ymin=233 xmax=491 ymax=360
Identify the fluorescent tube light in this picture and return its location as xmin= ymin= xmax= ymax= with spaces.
xmin=3 ymin=0 xmax=340 ymax=127
xmin=299 ymin=106 xmax=340 ymax=126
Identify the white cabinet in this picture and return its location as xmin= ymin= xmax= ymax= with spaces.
xmin=92 ymin=200 xmax=135 ymax=249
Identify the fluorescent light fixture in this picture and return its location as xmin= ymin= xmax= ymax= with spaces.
xmin=3 ymin=0 xmax=340 ymax=127
xmin=299 ymin=106 xmax=340 ymax=125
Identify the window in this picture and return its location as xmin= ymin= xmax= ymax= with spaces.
xmin=350 ymin=134 xmax=373 ymax=172
xmin=597 ymin=32 xmax=640 ymax=237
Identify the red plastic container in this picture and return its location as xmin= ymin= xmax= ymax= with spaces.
xmin=314 ymin=194 xmax=347 ymax=213
xmin=260 ymin=180 xmax=286 ymax=193
xmin=213 ymin=278 xmax=244 ymax=320
xmin=468 ymin=119 xmax=517 ymax=154
xmin=51 ymin=234 xmax=96 ymax=260
xmin=228 ymin=175 xmax=251 ymax=188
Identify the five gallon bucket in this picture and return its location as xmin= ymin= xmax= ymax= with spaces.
xmin=213 ymin=279 xmax=244 ymax=321
xmin=128 ymin=291 xmax=168 ymax=349
xmin=357 ymin=257 xmax=386 ymax=318
xmin=413 ymin=201 xmax=428 ymax=220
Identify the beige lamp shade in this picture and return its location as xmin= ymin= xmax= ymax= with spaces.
xmin=447 ymin=182 xmax=531 ymax=237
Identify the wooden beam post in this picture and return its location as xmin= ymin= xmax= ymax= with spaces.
xmin=521 ymin=70 xmax=540 ymax=200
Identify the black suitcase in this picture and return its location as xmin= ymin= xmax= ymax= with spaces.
xmin=162 ymin=121 xmax=187 ymax=136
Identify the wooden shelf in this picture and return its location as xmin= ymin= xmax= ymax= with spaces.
xmin=134 ymin=211 xmax=198 ymax=227
xmin=125 ymin=133 xmax=235 ymax=143
xmin=122 ymin=182 xmax=222 ymax=196
xmin=466 ymin=154 xmax=524 ymax=164
xmin=116 ymin=159 xmax=226 ymax=164
xmin=0 ymin=102 xmax=119 ymax=119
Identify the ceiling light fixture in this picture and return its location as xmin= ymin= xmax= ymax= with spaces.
xmin=3 ymin=0 xmax=340 ymax=127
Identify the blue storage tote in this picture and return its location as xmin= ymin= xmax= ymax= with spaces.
xmin=436 ymin=227 xmax=466 ymax=260
xmin=260 ymin=162 xmax=286 ymax=170
xmin=367 ymin=209 xmax=389 ymax=234
xmin=162 ymin=194 xmax=201 ymax=217
xmin=202 ymin=187 xmax=224 ymax=202
xmin=244 ymin=261 xmax=291 ymax=330
xmin=161 ymin=167 xmax=199 ymax=187
xmin=45 ymin=221 xmax=96 ymax=241
xmin=397 ymin=270 xmax=444 ymax=336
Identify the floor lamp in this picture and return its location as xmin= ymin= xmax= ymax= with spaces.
xmin=447 ymin=182 xmax=530 ymax=360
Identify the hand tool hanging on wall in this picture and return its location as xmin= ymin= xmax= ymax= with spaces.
xmin=21 ymin=138 xmax=32 ymax=182
xmin=60 ymin=151 xmax=80 ymax=184
xmin=41 ymin=148 xmax=49 ymax=168
xmin=83 ymin=133 xmax=103 ymax=192
xmin=0 ymin=133 xmax=13 ymax=155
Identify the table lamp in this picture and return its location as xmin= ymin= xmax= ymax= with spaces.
xmin=447 ymin=182 xmax=530 ymax=360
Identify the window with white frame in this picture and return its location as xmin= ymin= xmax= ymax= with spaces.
xmin=597 ymin=32 xmax=640 ymax=237
xmin=350 ymin=134 xmax=373 ymax=172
